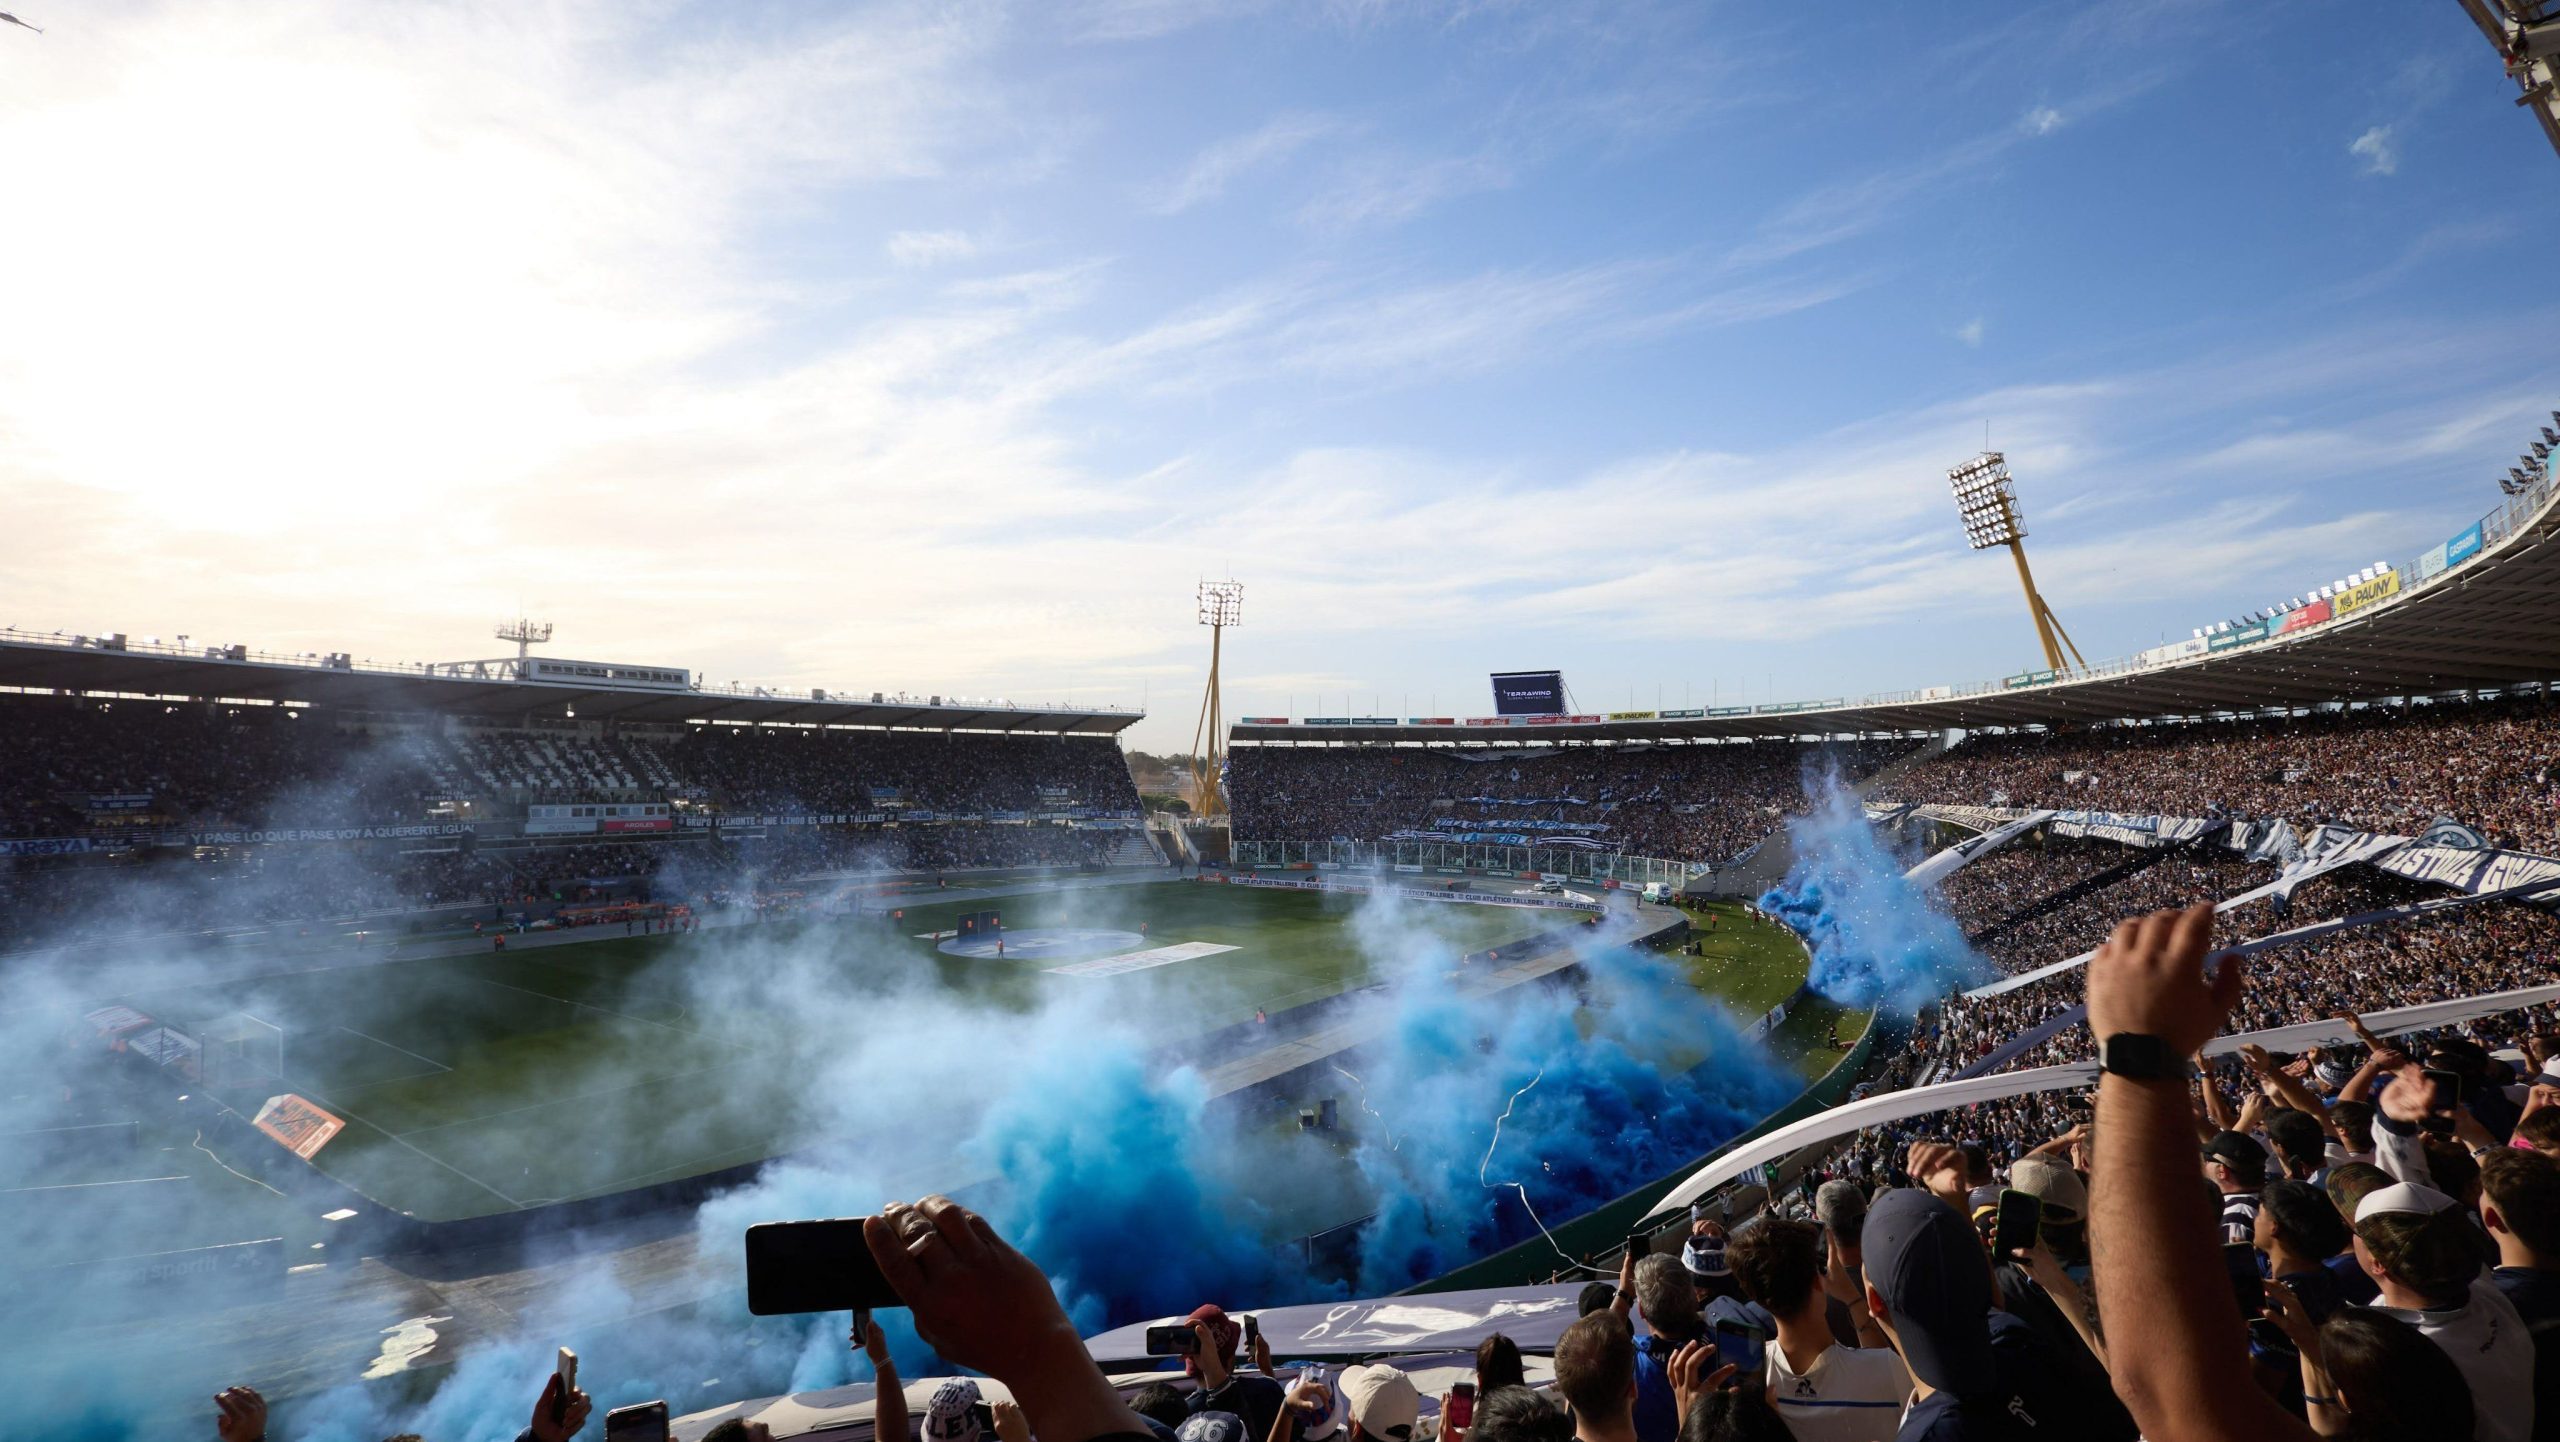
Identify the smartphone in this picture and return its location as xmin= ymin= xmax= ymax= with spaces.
xmin=1445 ymin=1383 xmax=1475 ymax=1430
xmin=553 ymin=1348 xmax=578 ymax=1423
xmin=968 ymin=1403 xmax=996 ymax=1435
xmin=2060 ymin=1095 xmax=2091 ymax=1114
xmin=603 ymin=1401 xmax=670 ymax=1442
xmin=744 ymin=1219 xmax=903 ymax=1316
xmin=1712 ymin=1316 xmax=1772 ymax=1344
xmin=2424 ymin=1068 xmax=2466 ymax=1108
xmin=2222 ymin=1243 xmax=2263 ymax=1320
xmin=1242 ymin=1313 xmax=1260 ymax=1350
xmin=1145 ymin=1324 xmax=1201 ymax=1356
xmin=1625 ymin=1227 xmax=1650 ymax=1260
xmin=1993 ymin=1189 xmax=2039 ymax=1255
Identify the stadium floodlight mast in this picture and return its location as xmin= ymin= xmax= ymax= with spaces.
xmin=1189 ymin=581 xmax=1241 ymax=820
xmin=494 ymin=617 xmax=554 ymax=677
xmin=1946 ymin=451 xmax=2087 ymax=673
xmin=2456 ymin=0 xmax=2560 ymax=159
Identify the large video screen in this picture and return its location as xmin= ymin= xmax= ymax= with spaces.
xmin=1490 ymin=670 xmax=1566 ymax=716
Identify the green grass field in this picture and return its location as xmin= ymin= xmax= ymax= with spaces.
xmin=66 ymin=882 xmax=1838 ymax=1231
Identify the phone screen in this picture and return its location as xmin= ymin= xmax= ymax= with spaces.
xmin=1625 ymin=1228 xmax=1649 ymax=1260
xmin=968 ymin=1403 xmax=996 ymax=1434
xmin=744 ymin=1219 xmax=903 ymax=1316
xmin=1445 ymin=1385 xmax=1474 ymax=1430
xmin=1993 ymin=1189 xmax=2039 ymax=1255
xmin=2424 ymin=1068 xmax=2465 ymax=1108
xmin=1145 ymin=1324 xmax=1201 ymax=1356
xmin=603 ymin=1402 xmax=670 ymax=1442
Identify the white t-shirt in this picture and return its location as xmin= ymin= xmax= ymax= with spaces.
xmin=1762 ymin=1341 xmax=1910 ymax=1442
xmin=2373 ymin=1277 xmax=2536 ymax=1442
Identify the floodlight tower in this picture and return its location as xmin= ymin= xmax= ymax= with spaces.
xmin=1947 ymin=453 xmax=2085 ymax=673
xmin=495 ymin=617 xmax=554 ymax=677
xmin=1189 ymin=581 xmax=1241 ymax=819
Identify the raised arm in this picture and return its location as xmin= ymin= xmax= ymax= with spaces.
xmin=2087 ymin=905 xmax=2316 ymax=1442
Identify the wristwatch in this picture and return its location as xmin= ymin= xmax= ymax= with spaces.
xmin=2097 ymin=1033 xmax=2190 ymax=1080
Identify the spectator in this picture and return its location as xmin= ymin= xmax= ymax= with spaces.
xmin=1858 ymin=1183 xmax=2093 ymax=1439
xmin=2253 ymin=1180 xmax=2353 ymax=1324
xmin=1339 ymin=1365 xmax=1420 ymax=1442
xmin=1556 ymin=1312 xmax=1642 ymax=1442
xmin=1632 ymin=1254 xmax=1708 ymax=1442
xmin=1675 ymin=1392 xmax=1794 ymax=1442
xmin=1183 ymin=1306 xmax=1286 ymax=1442
xmin=2481 ymin=1148 xmax=2560 ymax=1320
xmin=2262 ymin=1301 xmax=2479 ymax=1442
xmin=2351 ymin=1183 xmax=2535 ymax=1441
xmin=2204 ymin=1131 xmax=2270 ymax=1244
xmin=702 ymin=1422 xmax=775 ymax=1442
xmin=1722 ymin=1216 xmax=1904 ymax=1441
xmin=1133 ymin=1385 xmax=1194 ymax=1439
xmin=1478 ymin=1333 xmax=1529 ymax=1394
xmin=1467 ymin=1388 xmax=1572 ymax=1442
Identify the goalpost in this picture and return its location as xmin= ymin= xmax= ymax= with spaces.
xmin=199 ymin=1013 xmax=285 ymax=1094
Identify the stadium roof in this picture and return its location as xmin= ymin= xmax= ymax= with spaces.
xmin=1233 ymin=475 xmax=2560 ymax=745
xmin=0 ymin=632 xmax=1143 ymax=735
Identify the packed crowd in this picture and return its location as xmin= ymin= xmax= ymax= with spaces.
xmin=1227 ymin=742 xmax=1913 ymax=863
xmin=0 ymin=694 xmax=1142 ymax=838
xmin=1937 ymin=838 xmax=2273 ymax=974
xmin=1875 ymin=690 xmax=2560 ymax=852
xmin=0 ymin=825 xmax=1148 ymax=949
xmin=195 ymin=916 xmax=2560 ymax=1442
xmin=1927 ymin=857 xmax=2560 ymax=1078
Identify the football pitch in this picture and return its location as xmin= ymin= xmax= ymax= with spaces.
xmin=92 ymin=881 xmax=1830 ymax=1227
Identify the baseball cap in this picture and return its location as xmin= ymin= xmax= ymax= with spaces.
xmin=1185 ymin=1304 xmax=1240 ymax=1370
xmin=2005 ymin=1157 xmax=2087 ymax=1222
xmin=1176 ymin=1414 xmax=1247 ymax=1442
xmin=2202 ymin=1131 xmax=2268 ymax=1185
xmin=1338 ymin=1364 xmax=1419 ymax=1442
xmin=1682 ymin=1234 xmax=1730 ymax=1280
xmin=2324 ymin=1162 xmax=2392 ymax=1219
xmin=2354 ymin=1181 xmax=2460 ymax=1224
xmin=923 ymin=1379 xmax=984 ymax=1442
xmin=1815 ymin=1179 xmax=1868 ymax=1246
xmin=1861 ymin=1188 xmax=1999 ymax=1396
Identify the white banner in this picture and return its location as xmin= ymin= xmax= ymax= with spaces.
xmin=1905 ymin=809 xmax=2058 ymax=890
xmin=1963 ymin=867 xmax=2560 ymax=999
xmin=1648 ymin=983 xmax=2560 ymax=1218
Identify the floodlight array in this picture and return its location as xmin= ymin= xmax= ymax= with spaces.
xmin=1947 ymin=452 xmax=2022 ymax=550
xmin=1197 ymin=579 xmax=1243 ymax=628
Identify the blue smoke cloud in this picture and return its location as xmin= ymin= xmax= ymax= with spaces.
xmin=13 ymin=883 xmax=1805 ymax=1436
xmin=1337 ymin=908 xmax=1796 ymax=1290
xmin=1759 ymin=773 xmax=1990 ymax=1015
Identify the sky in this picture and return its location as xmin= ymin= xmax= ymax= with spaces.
xmin=2 ymin=0 xmax=2555 ymax=750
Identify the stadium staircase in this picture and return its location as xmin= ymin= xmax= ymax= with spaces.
xmin=1103 ymin=829 xmax=1167 ymax=867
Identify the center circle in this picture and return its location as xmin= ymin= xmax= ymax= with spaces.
xmin=936 ymin=927 xmax=1145 ymax=962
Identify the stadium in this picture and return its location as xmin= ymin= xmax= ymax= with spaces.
xmin=8 ymin=6 xmax=2560 ymax=1442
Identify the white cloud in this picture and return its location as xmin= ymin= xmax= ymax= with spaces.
xmin=1153 ymin=113 xmax=1339 ymax=213
xmin=2350 ymin=125 xmax=2399 ymax=176
xmin=2022 ymin=106 xmax=2066 ymax=135
xmin=1956 ymin=317 xmax=1986 ymax=347
xmin=887 ymin=230 xmax=983 ymax=266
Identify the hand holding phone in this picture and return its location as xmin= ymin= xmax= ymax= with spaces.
xmin=554 ymin=1349 xmax=578 ymax=1422
xmin=1992 ymin=1189 xmax=2039 ymax=1256
xmin=1444 ymin=1382 xmax=1475 ymax=1431
xmin=745 ymin=1219 xmax=903 ymax=1316
xmin=1625 ymin=1226 xmax=1650 ymax=1260
xmin=1144 ymin=1323 xmax=1201 ymax=1356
